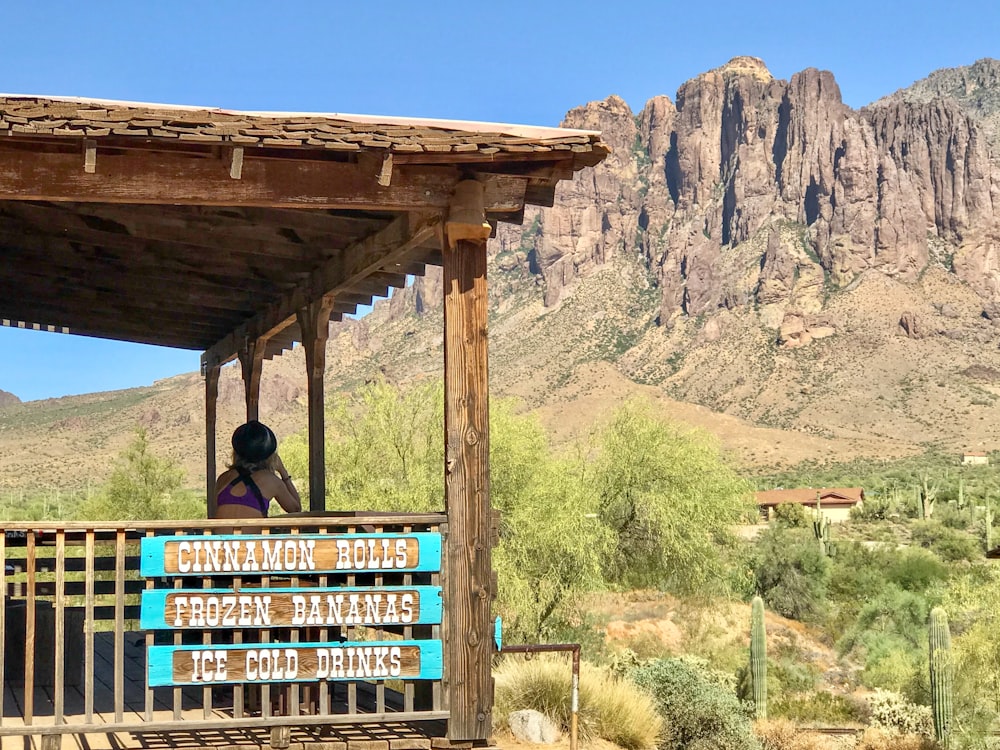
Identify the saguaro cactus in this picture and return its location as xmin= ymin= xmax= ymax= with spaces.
xmin=929 ymin=607 xmax=953 ymax=748
xmin=985 ymin=500 xmax=993 ymax=553
xmin=750 ymin=595 xmax=767 ymax=719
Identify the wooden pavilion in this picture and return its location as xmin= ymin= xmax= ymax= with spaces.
xmin=0 ymin=95 xmax=607 ymax=749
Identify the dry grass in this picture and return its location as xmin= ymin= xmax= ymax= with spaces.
xmin=493 ymin=656 xmax=661 ymax=750
xmin=755 ymin=720 xmax=844 ymax=750
xmin=854 ymin=728 xmax=938 ymax=750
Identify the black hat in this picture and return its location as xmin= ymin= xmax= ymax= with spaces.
xmin=232 ymin=420 xmax=277 ymax=462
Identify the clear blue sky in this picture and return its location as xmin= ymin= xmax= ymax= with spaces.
xmin=1 ymin=0 xmax=996 ymax=401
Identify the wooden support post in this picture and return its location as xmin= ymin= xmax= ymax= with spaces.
xmin=269 ymin=726 xmax=291 ymax=749
xmin=296 ymin=294 xmax=335 ymax=513
xmin=204 ymin=361 xmax=221 ymax=518
xmin=237 ymin=337 xmax=266 ymax=421
xmin=443 ymin=180 xmax=494 ymax=742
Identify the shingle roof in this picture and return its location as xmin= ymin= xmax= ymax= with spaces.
xmin=0 ymin=95 xmax=608 ymax=165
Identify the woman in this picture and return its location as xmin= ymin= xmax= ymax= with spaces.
xmin=213 ymin=420 xmax=302 ymax=518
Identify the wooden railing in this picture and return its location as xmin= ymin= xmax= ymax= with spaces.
xmin=0 ymin=514 xmax=448 ymax=746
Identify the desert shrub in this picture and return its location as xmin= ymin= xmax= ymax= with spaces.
xmin=855 ymin=728 xmax=938 ymax=750
xmin=737 ymin=657 xmax=817 ymax=709
xmin=752 ymin=526 xmax=830 ymax=622
xmin=826 ymin=542 xmax=893 ymax=631
xmin=936 ymin=502 xmax=973 ymax=530
xmin=754 ymin=720 xmax=840 ymax=750
xmin=837 ymin=585 xmax=930 ymax=696
xmin=852 ymin=492 xmax=894 ymax=521
xmin=887 ymin=548 xmax=950 ymax=593
xmin=770 ymin=690 xmax=864 ymax=725
xmin=910 ymin=520 xmax=980 ymax=563
xmin=771 ymin=658 xmax=818 ymax=695
xmin=866 ymin=689 xmax=933 ymax=736
xmin=630 ymin=657 xmax=760 ymax=750
xmin=493 ymin=656 xmax=661 ymax=750
xmin=774 ymin=502 xmax=809 ymax=527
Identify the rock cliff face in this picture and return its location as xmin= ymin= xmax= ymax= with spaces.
xmin=476 ymin=56 xmax=1000 ymax=342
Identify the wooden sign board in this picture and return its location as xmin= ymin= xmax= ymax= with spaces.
xmin=147 ymin=640 xmax=442 ymax=686
xmin=140 ymin=533 xmax=441 ymax=577
xmin=140 ymin=585 xmax=442 ymax=629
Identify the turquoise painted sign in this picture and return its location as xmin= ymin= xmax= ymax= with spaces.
xmin=147 ymin=639 xmax=442 ymax=686
xmin=140 ymin=585 xmax=442 ymax=629
xmin=140 ymin=532 xmax=441 ymax=577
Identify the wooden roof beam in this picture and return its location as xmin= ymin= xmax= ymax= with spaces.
xmin=12 ymin=201 xmax=388 ymax=255
xmin=0 ymin=205 xmax=329 ymax=263
xmin=202 ymin=211 xmax=442 ymax=367
xmin=5 ymin=245 xmax=312 ymax=293
xmin=0 ymin=146 xmax=528 ymax=213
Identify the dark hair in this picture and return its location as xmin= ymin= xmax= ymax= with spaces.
xmin=231 ymin=420 xmax=277 ymax=464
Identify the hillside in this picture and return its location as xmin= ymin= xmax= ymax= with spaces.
xmin=3 ymin=56 xmax=1000 ymax=493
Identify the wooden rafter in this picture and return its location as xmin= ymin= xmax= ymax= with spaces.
xmin=202 ymin=212 xmax=442 ymax=366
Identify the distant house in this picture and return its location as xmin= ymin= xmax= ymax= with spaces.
xmin=755 ymin=487 xmax=865 ymax=524
xmin=962 ymin=452 xmax=989 ymax=466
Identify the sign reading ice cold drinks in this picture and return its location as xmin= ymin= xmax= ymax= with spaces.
xmin=146 ymin=640 xmax=443 ymax=686
xmin=140 ymin=533 xmax=443 ymax=686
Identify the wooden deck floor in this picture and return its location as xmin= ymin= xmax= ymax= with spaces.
xmin=0 ymin=633 xmax=451 ymax=750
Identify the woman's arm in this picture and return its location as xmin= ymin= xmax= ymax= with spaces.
xmin=259 ymin=454 xmax=302 ymax=513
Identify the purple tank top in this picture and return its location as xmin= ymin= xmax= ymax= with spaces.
xmin=216 ymin=470 xmax=269 ymax=515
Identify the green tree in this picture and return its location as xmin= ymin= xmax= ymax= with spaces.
xmin=77 ymin=428 xmax=193 ymax=520
xmin=281 ymin=379 xmax=444 ymax=513
xmin=752 ymin=526 xmax=831 ymax=622
xmin=283 ymin=380 xmax=611 ymax=642
xmin=593 ymin=398 xmax=754 ymax=595
xmin=940 ymin=566 xmax=1000 ymax=742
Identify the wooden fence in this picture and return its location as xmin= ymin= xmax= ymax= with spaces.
xmin=0 ymin=515 xmax=448 ymax=749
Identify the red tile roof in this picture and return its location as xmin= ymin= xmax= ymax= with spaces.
xmin=755 ymin=488 xmax=865 ymax=507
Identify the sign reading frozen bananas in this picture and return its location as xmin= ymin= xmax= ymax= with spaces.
xmin=140 ymin=586 xmax=441 ymax=629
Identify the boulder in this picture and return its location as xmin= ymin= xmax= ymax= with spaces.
xmin=508 ymin=709 xmax=561 ymax=744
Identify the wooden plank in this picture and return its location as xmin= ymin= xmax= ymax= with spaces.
xmin=0 ymin=147 xmax=528 ymax=213
xmin=53 ymin=533 xmax=65 ymax=724
xmin=24 ymin=533 xmax=36 ymax=724
xmin=442 ymin=230 xmax=494 ymax=741
xmin=0 ymin=516 xmax=446 ymax=533
xmin=114 ymin=530 xmax=125 ymax=724
xmin=84 ymin=532 xmax=94 ymax=723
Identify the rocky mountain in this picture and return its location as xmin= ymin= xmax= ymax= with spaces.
xmin=0 ymin=389 xmax=20 ymax=408
xmin=4 ymin=57 xmax=1000 ymax=493
xmin=875 ymin=58 xmax=1000 ymax=151
xmin=361 ymin=56 xmax=1000 ymax=456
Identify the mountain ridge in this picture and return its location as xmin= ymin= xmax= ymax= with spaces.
xmin=3 ymin=56 xmax=1000 ymax=493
